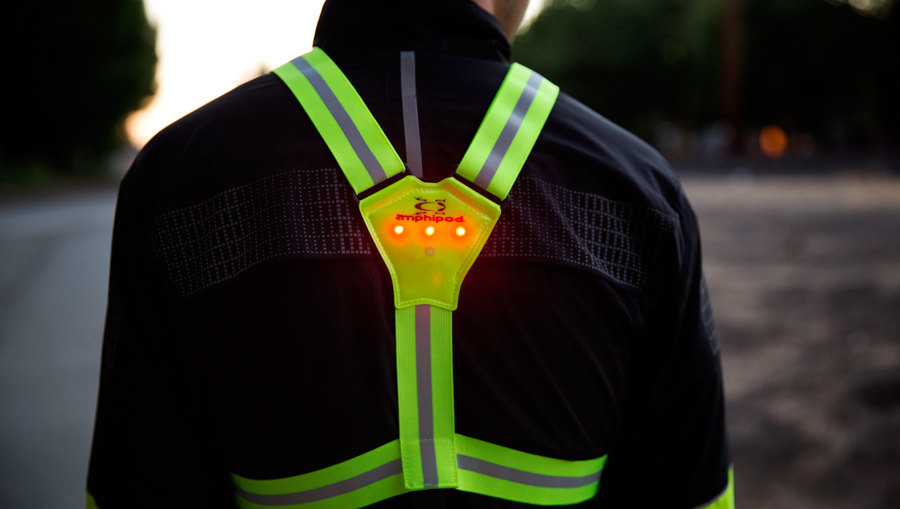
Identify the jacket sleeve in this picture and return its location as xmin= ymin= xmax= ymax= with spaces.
xmin=85 ymin=169 xmax=236 ymax=509
xmin=594 ymin=187 xmax=734 ymax=508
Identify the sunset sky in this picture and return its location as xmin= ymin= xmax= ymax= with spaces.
xmin=127 ymin=0 xmax=545 ymax=147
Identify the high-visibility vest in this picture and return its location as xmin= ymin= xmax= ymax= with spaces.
xmin=230 ymin=48 xmax=608 ymax=509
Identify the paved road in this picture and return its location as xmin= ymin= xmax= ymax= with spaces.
xmin=683 ymin=174 xmax=900 ymax=509
xmin=0 ymin=190 xmax=117 ymax=509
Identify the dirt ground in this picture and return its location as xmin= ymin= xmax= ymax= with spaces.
xmin=681 ymin=173 xmax=900 ymax=509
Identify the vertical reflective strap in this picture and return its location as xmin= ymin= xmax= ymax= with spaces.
xmin=456 ymin=64 xmax=559 ymax=200
xmin=396 ymin=306 xmax=424 ymax=488
xmin=429 ymin=306 xmax=457 ymax=486
xmin=414 ymin=305 xmax=438 ymax=488
xmin=86 ymin=492 xmax=100 ymax=509
xmin=396 ymin=305 xmax=457 ymax=490
xmin=400 ymin=52 xmax=423 ymax=179
xmin=272 ymin=48 xmax=405 ymax=194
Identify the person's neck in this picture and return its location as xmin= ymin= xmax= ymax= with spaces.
xmin=313 ymin=0 xmax=512 ymax=62
xmin=469 ymin=0 xmax=526 ymax=42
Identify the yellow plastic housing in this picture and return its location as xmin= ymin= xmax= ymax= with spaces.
xmin=360 ymin=176 xmax=501 ymax=310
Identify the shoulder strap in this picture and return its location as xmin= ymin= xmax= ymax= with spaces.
xmin=273 ymin=48 xmax=406 ymax=194
xmin=273 ymin=48 xmax=558 ymax=199
xmin=455 ymin=63 xmax=559 ymax=200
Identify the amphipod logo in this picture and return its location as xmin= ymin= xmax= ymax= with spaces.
xmin=396 ymin=197 xmax=465 ymax=223
xmin=414 ymin=197 xmax=446 ymax=214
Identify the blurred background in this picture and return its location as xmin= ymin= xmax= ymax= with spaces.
xmin=0 ymin=0 xmax=897 ymax=507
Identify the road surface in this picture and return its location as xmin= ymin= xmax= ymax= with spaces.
xmin=0 ymin=190 xmax=117 ymax=509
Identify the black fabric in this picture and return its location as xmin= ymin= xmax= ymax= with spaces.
xmin=87 ymin=0 xmax=731 ymax=507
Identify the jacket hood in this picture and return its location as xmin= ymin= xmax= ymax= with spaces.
xmin=312 ymin=0 xmax=511 ymax=62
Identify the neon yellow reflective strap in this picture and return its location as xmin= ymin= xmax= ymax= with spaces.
xmin=267 ymin=50 xmax=600 ymax=507
xmin=456 ymin=63 xmax=559 ymax=200
xmin=86 ymin=492 xmax=100 ymax=509
xmin=695 ymin=467 xmax=735 ymax=509
xmin=456 ymin=435 xmax=606 ymax=479
xmin=428 ymin=307 xmax=457 ymax=487
xmin=456 ymin=434 xmax=606 ymax=505
xmin=232 ymin=441 xmax=408 ymax=508
xmin=396 ymin=305 xmax=457 ymax=490
xmin=231 ymin=435 xmax=605 ymax=508
xmin=272 ymin=48 xmax=404 ymax=194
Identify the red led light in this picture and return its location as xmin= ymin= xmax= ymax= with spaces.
xmin=456 ymin=227 xmax=466 ymax=236
xmin=425 ymin=226 xmax=435 ymax=236
xmin=394 ymin=225 xmax=404 ymax=234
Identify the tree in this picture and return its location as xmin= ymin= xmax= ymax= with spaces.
xmin=514 ymin=0 xmax=721 ymax=143
xmin=1 ymin=0 xmax=157 ymax=173
xmin=741 ymin=0 xmax=899 ymax=149
xmin=515 ymin=0 xmax=899 ymax=150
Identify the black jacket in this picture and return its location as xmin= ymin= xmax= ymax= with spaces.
xmin=87 ymin=0 xmax=731 ymax=507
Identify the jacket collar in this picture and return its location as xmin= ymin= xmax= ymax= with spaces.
xmin=312 ymin=0 xmax=511 ymax=62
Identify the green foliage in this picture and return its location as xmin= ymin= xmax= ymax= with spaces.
xmin=1 ymin=0 xmax=157 ymax=173
xmin=514 ymin=0 xmax=899 ymax=148
xmin=514 ymin=0 xmax=722 ymax=142
xmin=742 ymin=0 xmax=899 ymax=148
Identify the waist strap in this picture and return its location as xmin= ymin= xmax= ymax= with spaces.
xmin=232 ymin=435 xmax=606 ymax=508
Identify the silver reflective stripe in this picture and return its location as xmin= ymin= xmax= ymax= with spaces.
xmin=291 ymin=56 xmax=388 ymax=184
xmin=473 ymin=71 xmax=543 ymax=190
xmin=414 ymin=304 xmax=439 ymax=487
xmin=400 ymin=52 xmax=423 ymax=179
xmin=457 ymin=455 xmax=602 ymax=489
xmin=234 ymin=459 xmax=402 ymax=506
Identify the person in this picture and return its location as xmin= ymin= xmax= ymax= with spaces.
xmin=86 ymin=0 xmax=734 ymax=507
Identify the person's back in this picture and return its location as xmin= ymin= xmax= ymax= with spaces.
xmin=86 ymin=1 xmax=733 ymax=507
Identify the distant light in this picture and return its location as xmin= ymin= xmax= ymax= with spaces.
xmin=394 ymin=225 xmax=404 ymax=234
xmin=425 ymin=226 xmax=435 ymax=236
xmin=456 ymin=227 xmax=466 ymax=236
xmin=759 ymin=125 xmax=788 ymax=159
